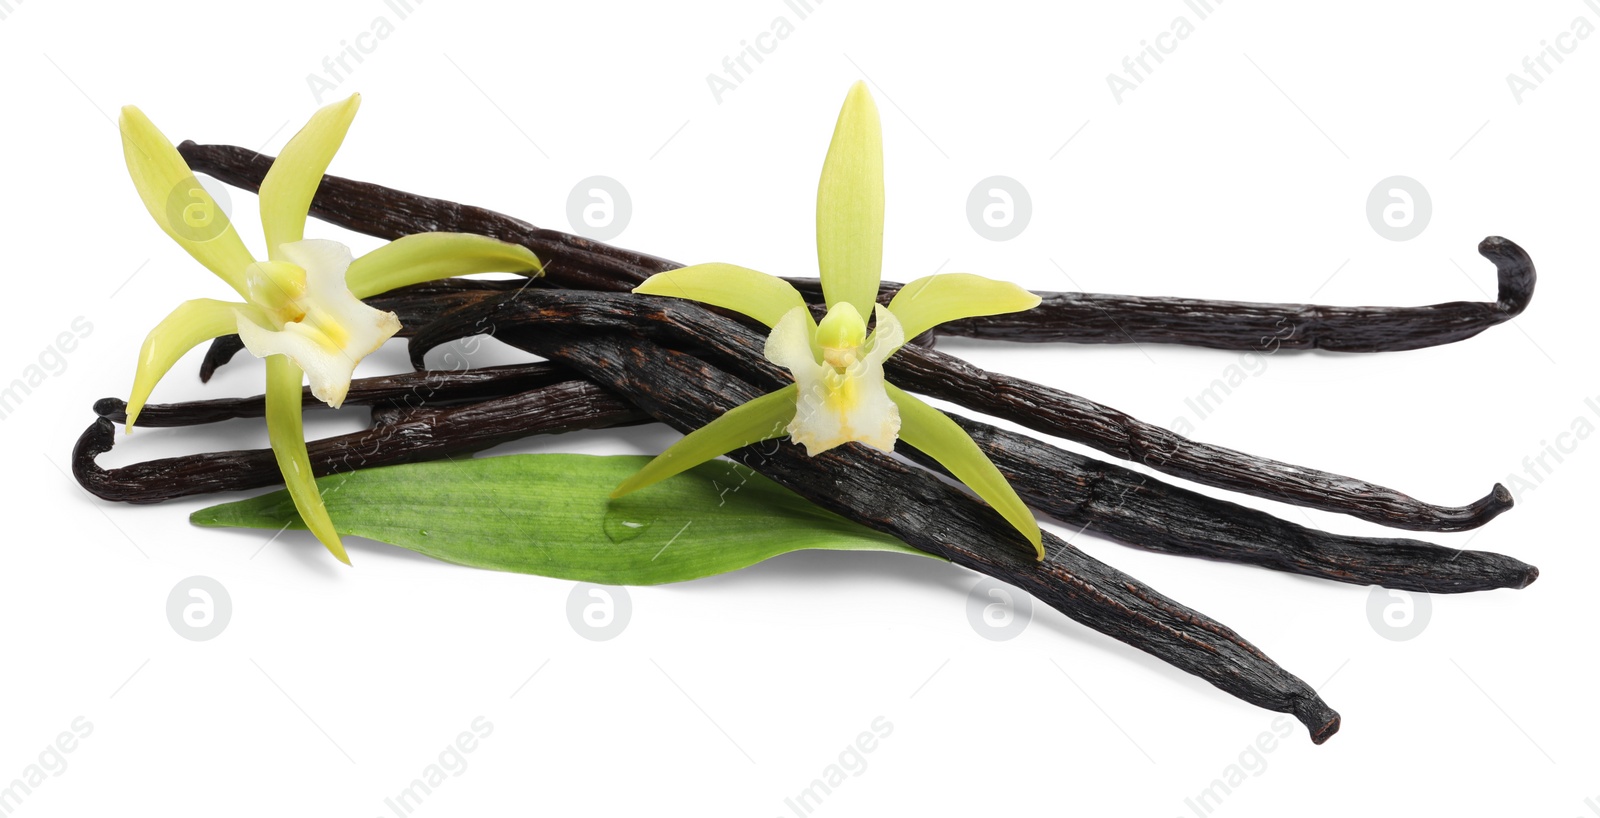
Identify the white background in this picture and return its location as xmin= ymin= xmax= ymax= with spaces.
xmin=1 ymin=1 xmax=1595 ymax=815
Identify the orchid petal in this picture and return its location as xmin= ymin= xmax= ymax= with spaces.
xmin=864 ymin=303 xmax=904 ymax=361
xmin=126 ymin=299 xmax=258 ymax=429
xmin=265 ymin=355 xmax=349 ymax=564
xmin=612 ymin=384 xmax=798 ymax=498
xmin=259 ymin=94 xmax=361 ymax=261
xmin=118 ymin=107 xmax=255 ymax=298
xmin=634 ymin=263 xmax=809 ymax=329
xmin=816 ymin=81 xmax=885 ymax=317
xmin=346 ymin=233 xmax=543 ymax=299
xmin=237 ymin=239 xmax=400 ymax=408
xmin=886 ymin=384 xmax=1043 ymax=559
xmin=763 ymin=306 xmax=820 ymax=370
xmin=886 ymin=274 xmax=1042 ymax=348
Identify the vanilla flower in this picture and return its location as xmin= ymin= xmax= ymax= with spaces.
xmin=614 ymin=82 xmax=1044 ymax=558
xmin=120 ymin=94 xmax=542 ymax=563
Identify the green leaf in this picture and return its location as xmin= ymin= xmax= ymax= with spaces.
xmin=190 ymin=453 xmax=934 ymax=585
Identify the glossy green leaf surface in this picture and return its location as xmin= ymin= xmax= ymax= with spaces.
xmin=192 ymin=453 xmax=933 ymax=584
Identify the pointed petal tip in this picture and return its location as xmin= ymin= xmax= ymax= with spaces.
xmin=327 ymin=539 xmax=352 ymax=565
xmin=332 ymin=92 xmax=362 ymax=118
xmin=842 ymin=80 xmax=879 ymax=119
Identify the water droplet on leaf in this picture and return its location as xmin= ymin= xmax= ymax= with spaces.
xmin=603 ymin=512 xmax=652 ymax=543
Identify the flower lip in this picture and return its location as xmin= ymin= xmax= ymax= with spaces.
xmin=235 ymin=238 xmax=401 ymax=408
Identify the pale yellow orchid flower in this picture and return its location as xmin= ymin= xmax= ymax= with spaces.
xmin=119 ymin=94 xmax=543 ymax=564
xmin=614 ymin=82 xmax=1045 ymax=558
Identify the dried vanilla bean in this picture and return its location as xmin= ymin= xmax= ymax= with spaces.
xmin=177 ymin=142 xmax=673 ymax=292
xmin=448 ymin=292 xmax=1342 ymax=742
xmin=177 ymin=141 xmax=1533 ymax=353
xmin=786 ymin=236 xmax=1534 ymax=351
xmin=884 ymin=344 xmax=1510 ymax=532
xmin=73 ymin=379 xmax=643 ymax=503
xmin=403 ymin=290 xmax=1535 ymax=593
xmin=177 ymin=141 xmax=1517 ymax=532
xmin=408 ymin=288 xmax=1509 ymax=533
xmin=98 ymin=362 xmax=570 ymax=427
xmin=77 ymin=344 xmax=1535 ymax=593
xmin=928 ymin=418 xmax=1537 ymax=593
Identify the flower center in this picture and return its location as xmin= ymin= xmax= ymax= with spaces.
xmin=245 ymin=258 xmax=352 ymax=353
xmin=815 ymin=302 xmax=868 ymax=370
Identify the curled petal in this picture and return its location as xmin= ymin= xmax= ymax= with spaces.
xmin=126 ymin=298 xmax=256 ymax=429
xmin=259 ymin=94 xmax=361 ymax=261
xmin=265 ymin=355 xmax=349 ymax=564
xmin=346 ymin=233 xmax=543 ymax=299
xmin=816 ymin=81 xmax=885 ymax=317
xmin=763 ymin=306 xmax=820 ymax=371
xmin=886 ymin=384 xmax=1043 ymax=559
xmin=635 ymin=263 xmax=808 ymax=329
xmin=118 ymin=106 xmax=255 ymax=297
xmin=864 ymin=303 xmax=904 ymax=362
xmin=237 ymin=239 xmax=400 ymax=408
xmin=886 ymin=273 xmax=1042 ymax=348
xmin=612 ymin=384 xmax=798 ymax=498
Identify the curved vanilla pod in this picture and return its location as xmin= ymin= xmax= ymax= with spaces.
xmin=97 ymin=362 xmax=570 ymax=426
xmin=405 ymin=290 xmax=1536 ymax=593
xmin=176 ymin=140 xmax=1520 ymax=532
xmin=441 ymin=292 xmax=1342 ymax=743
xmin=177 ymin=142 xmax=674 ymax=291
xmin=177 ymin=141 xmax=1533 ymax=354
xmin=72 ymin=379 xmax=643 ymax=503
xmin=786 ymin=236 xmax=1535 ymax=352
xmin=408 ymin=288 xmax=1509 ymax=534
xmin=81 ymin=335 xmax=1535 ymax=592
xmin=79 ymin=343 xmax=1537 ymax=593
xmin=921 ymin=418 xmax=1538 ymax=593
xmin=883 ymin=344 xmax=1512 ymax=532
